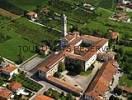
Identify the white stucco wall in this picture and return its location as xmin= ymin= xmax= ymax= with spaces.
xmin=2 ymin=68 xmax=18 ymax=77
xmin=46 ymin=64 xmax=59 ymax=77
xmin=75 ymin=40 xmax=82 ymax=46
xmin=98 ymin=41 xmax=109 ymax=53
xmin=85 ymin=54 xmax=97 ymax=71
xmin=38 ymin=58 xmax=65 ymax=78
xmin=84 ymin=41 xmax=108 ymax=71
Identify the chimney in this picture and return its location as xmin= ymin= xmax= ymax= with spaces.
xmin=62 ymin=14 xmax=67 ymax=36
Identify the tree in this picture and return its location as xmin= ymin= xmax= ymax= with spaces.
xmin=109 ymin=95 xmax=119 ymax=100
xmin=118 ymin=47 xmax=125 ymax=57
xmin=44 ymin=88 xmax=52 ymax=96
xmin=115 ymin=52 xmax=120 ymax=61
xmin=123 ymin=62 xmax=132 ymax=74
xmin=122 ymin=55 xmax=128 ymax=62
xmin=66 ymin=59 xmax=82 ymax=74
xmin=128 ymin=94 xmax=132 ymax=100
xmin=113 ymin=87 xmax=122 ymax=96
xmin=48 ymin=0 xmax=60 ymax=5
xmin=66 ymin=93 xmax=74 ymax=100
xmin=0 ymin=57 xmax=4 ymax=64
xmin=54 ymin=72 xmax=61 ymax=78
xmin=128 ymin=71 xmax=132 ymax=80
xmin=35 ymin=5 xmax=42 ymax=13
xmin=16 ymin=53 xmax=24 ymax=64
xmin=70 ymin=25 xmax=78 ymax=32
xmin=58 ymin=62 xmax=65 ymax=72
xmin=51 ymin=89 xmax=60 ymax=100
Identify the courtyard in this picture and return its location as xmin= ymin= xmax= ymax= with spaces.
xmin=57 ymin=61 xmax=103 ymax=91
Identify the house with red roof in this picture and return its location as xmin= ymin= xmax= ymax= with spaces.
xmin=0 ymin=87 xmax=13 ymax=100
xmin=108 ymin=30 xmax=119 ymax=40
xmin=84 ymin=60 xmax=118 ymax=100
xmin=35 ymin=95 xmax=54 ymax=100
xmin=26 ymin=11 xmax=38 ymax=21
xmin=8 ymin=82 xmax=22 ymax=92
xmin=0 ymin=64 xmax=18 ymax=79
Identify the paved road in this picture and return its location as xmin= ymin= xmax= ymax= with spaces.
xmin=29 ymin=86 xmax=45 ymax=100
xmin=29 ymin=78 xmax=68 ymax=100
xmin=38 ymin=80 xmax=67 ymax=94
xmin=29 ymin=20 xmax=62 ymax=33
xmin=20 ymin=56 xmax=45 ymax=72
xmin=81 ymin=61 xmax=103 ymax=92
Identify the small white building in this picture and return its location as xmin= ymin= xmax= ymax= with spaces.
xmin=1 ymin=64 xmax=18 ymax=79
xmin=0 ymin=87 xmax=13 ymax=100
xmin=38 ymin=52 xmax=65 ymax=78
xmin=8 ymin=82 xmax=22 ymax=92
xmin=119 ymin=0 xmax=131 ymax=4
xmin=26 ymin=11 xmax=38 ymax=21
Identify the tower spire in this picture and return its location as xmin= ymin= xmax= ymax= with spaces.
xmin=62 ymin=14 xmax=67 ymax=36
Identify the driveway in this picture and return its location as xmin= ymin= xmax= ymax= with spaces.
xmin=38 ymin=80 xmax=67 ymax=94
xmin=20 ymin=56 xmax=44 ymax=72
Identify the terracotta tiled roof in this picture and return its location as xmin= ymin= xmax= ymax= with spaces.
xmin=26 ymin=11 xmax=37 ymax=16
xmin=69 ymin=37 xmax=82 ymax=46
xmin=0 ymin=87 xmax=12 ymax=99
xmin=35 ymin=95 xmax=54 ymax=100
xmin=48 ymin=76 xmax=82 ymax=95
xmin=110 ymin=32 xmax=119 ymax=39
xmin=85 ymin=60 xmax=117 ymax=99
xmin=38 ymin=51 xmax=65 ymax=72
xmin=65 ymin=34 xmax=76 ymax=42
xmin=81 ymin=35 xmax=101 ymax=42
xmin=9 ymin=82 xmax=22 ymax=91
xmin=2 ymin=64 xmax=16 ymax=73
xmin=65 ymin=38 xmax=108 ymax=61
xmin=37 ymin=33 xmax=108 ymax=73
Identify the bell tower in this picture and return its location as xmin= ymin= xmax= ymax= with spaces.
xmin=62 ymin=14 xmax=67 ymax=36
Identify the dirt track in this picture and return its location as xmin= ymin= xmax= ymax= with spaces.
xmin=0 ymin=8 xmax=20 ymax=19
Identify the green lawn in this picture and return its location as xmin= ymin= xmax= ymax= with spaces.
xmin=80 ymin=69 xmax=92 ymax=76
xmin=0 ymin=79 xmax=4 ymax=86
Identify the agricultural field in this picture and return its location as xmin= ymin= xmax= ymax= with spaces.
xmin=0 ymin=0 xmax=131 ymax=67
xmin=7 ymin=0 xmax=48 ymax=10
xmin=120 ymin=46 xmax=132 ymax=87
xmin=35 ymin=0 xmax=132 ymax=39
xmin=0 ymin=16 xmax=60 ymax=63
xmin=13 ymin=73 xmax=43 ymax=92
xmin=2 ymin=0 xmax=132 ymax=38
xmin=0 ymin=8 xmax=20 ymax=19
xmin=6 ymin=0 xmax=115 ymax=10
